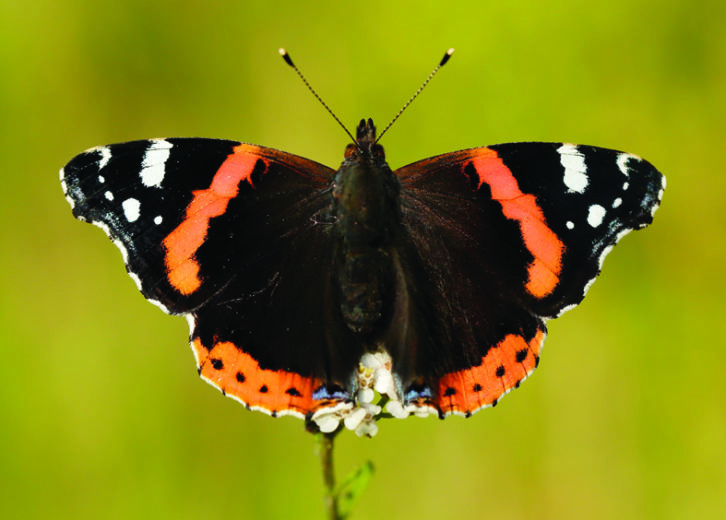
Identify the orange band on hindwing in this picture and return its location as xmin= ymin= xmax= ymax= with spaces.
xmin=192 ymin=338 xmax=333 ymax=417
xmin=436 ymin=328 xmax=545 ymax=415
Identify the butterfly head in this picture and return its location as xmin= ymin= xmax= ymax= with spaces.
xmin=345 ymin=118 xmax=385 ymax=161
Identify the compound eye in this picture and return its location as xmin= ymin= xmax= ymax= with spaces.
xmin=344 ymin=143 xmax=357 ymax=158
xmin=372 ymin=144 xmax=385 ymax=159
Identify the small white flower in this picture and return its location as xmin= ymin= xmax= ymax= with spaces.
xmin=357 ymin=388 xmax=375 ymax=404
xmin=354 ymin=416 xmax=379 ymax=437
xmin=343 ymin=408 xmax=368 ymax=431
xmin=316 ymin=415 xmax=341 ymax=433
xmin=312 ymin=350 xmax=415 ymax=436
xmin=385 ymin=399 xmax=407 ymax=419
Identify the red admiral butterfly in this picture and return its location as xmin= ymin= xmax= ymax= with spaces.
xmin=61 ymin=50 xmax=664 ymax=436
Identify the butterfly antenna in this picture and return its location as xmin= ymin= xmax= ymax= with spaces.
xmin=374 ymin=48 xmax=455 ymax=145
xmin=279 ymin=48 xmax=358 ymax=146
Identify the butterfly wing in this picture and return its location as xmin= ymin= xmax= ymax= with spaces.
xmin=61 ymin=138 xmax=360 ymax=418
xmin=393 ymin=142 xmax=664 ymax=416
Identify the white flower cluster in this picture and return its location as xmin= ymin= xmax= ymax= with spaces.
xmin=311 ymin=350 xmax=412 ymax=437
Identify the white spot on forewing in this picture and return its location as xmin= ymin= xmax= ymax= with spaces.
xmin=154 ymin=215 xmax=163 ymax=225
xmin=140 ymin=139 xmax=173 ymax=187
xmin=612 ymin=197 xmax=622 ymax=208
xmin=623 ymin=181 xmax=629 ymax=191
xmin=558 ymin=144 xmax=589 ymax=193
xmin=122 ymin=198 xmax=140 ymax=222
xmin=587 ymin=204 xmax=606 ymax=227
xmin=105 ymin=191 xmax=114 ymax=201
xmin=566 ymin=221 xmax=575 ymax=230
xmin=97 ymin=146 xmax=112 ymax=170
xmin=616 ymin=152 xmax=640 ymax=177
xmin=98 ymin=175 xmax=105 ymax=184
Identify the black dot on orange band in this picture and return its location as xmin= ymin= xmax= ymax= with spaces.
xmin=473 ymin=383 xmax=482 ymax=392
xmin=259 ymin=385 xmax=268 ymax=393
xmin=286 ymin=387 xmax=302 ymax=397
xmin=236 ymin=372 xmax=245 ymax=383
xmin=516 ymin=348 xmax=528 ymax=363
xmin=211 ymin=358 xmax=223 ymax=370
xmin=443 ymin=387 xmax=456 ymax=397
xmin=495 ymin=365 xmax=505 ymax=377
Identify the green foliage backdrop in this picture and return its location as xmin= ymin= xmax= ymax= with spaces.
xmin=1 ymin=1 xmax=724 ymax=518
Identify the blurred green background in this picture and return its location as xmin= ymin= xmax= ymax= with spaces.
xmin=1 ymin=0 xmax=724 ymax=518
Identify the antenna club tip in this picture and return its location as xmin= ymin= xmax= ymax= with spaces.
xmin=440 ymin=48 xmax=455 ymax=67
xmin=279 ymin=48 xmax=294 ymax=67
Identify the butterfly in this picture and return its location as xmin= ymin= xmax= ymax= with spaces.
xmin=61 ymin=51 xmax=664 ymax=436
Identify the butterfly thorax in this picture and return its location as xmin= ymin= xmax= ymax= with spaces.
xmin=331 ymin=119 xmax=400 ymax=335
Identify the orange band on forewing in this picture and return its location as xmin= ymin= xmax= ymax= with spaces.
xmin=163 ymin=145 xmax=265 ymax=294
xmin=470 ymin=150 xmax=564 ymax=298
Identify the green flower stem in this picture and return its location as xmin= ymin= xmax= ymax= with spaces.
xmin=317 ymin=431 xmax=341 ymax=520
